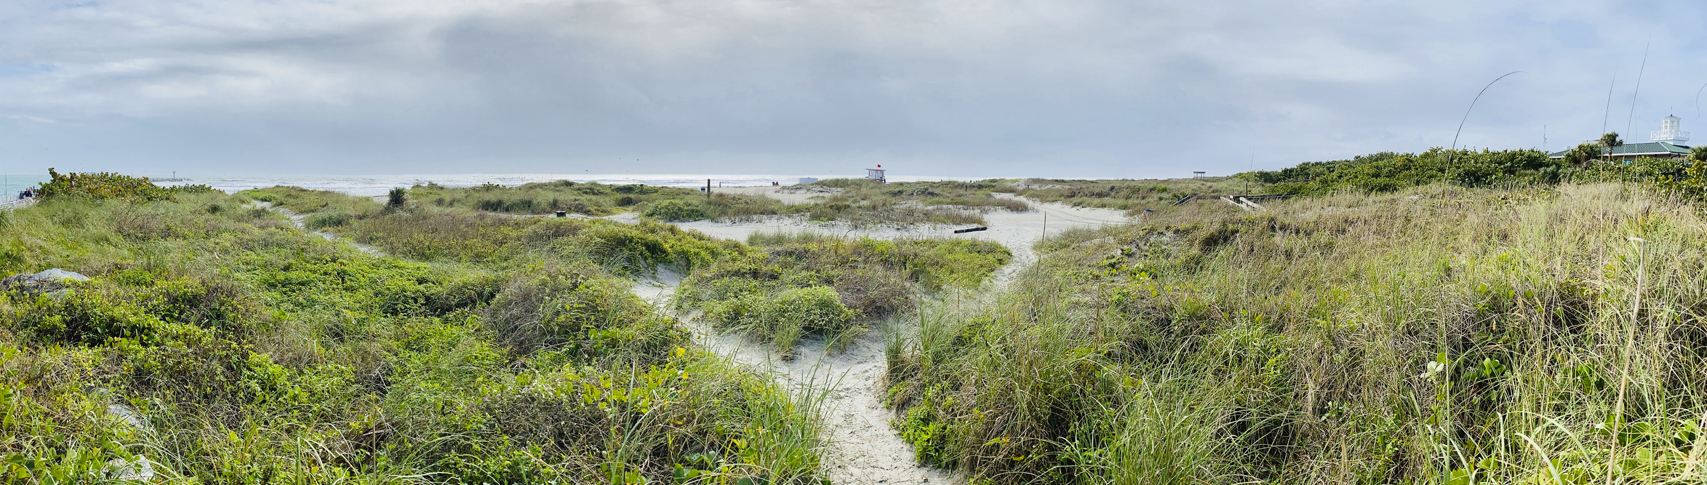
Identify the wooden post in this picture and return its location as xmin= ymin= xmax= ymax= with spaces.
xmin=706 ymin=179 xmax=711 ymax=199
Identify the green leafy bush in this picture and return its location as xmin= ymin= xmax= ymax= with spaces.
xmin=15 ymin=290 xmax=168 ymax=345
xmin=38 ymin=169 xmax=172 ymax=201
xmin=1250 ymin=148 xmax=1562 ymax=195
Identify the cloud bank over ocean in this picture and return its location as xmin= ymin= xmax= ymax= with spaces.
xmin=2 ymin=0 xmax=1705 ymax=178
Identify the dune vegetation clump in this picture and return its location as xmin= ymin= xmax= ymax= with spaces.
xmin=2 ymin=175 xmax=829 ymax=483
xmin=676 ymin=234 xmax=1010 ymax=354
xmin=643 ymin=198 xmax=711 ymax=221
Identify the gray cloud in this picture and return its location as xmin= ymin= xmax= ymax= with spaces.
xmin=1 ymin=0 xmax=1704 ymax=178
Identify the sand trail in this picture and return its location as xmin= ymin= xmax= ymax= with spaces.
xmin=631 ymin=196 xmax=1132 ymax=484
xmin=251 ymin=201 xmax=384 ymax=256
xmin=631 ymin=271 xmax=953 ymax=484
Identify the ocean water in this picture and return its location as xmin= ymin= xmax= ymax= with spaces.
xmin=1 ymin=174 xmax=50 ymax=201
xmin=178 ymin=173 xmax=980 ymax=197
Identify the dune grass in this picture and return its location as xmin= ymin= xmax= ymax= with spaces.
xmin=887 ymin=182 xmax=1707 ymax=483
xmin=1 ymin=181 xmax=829 ymax=483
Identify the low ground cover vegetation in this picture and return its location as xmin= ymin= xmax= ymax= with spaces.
xmin=2 ymin=177 xmax=828 ymax=483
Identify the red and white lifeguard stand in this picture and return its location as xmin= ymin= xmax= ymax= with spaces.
xmin=866 ymin=165 xmax=886 ymax=183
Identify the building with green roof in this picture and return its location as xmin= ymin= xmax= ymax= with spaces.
xmin=1549 ymin=115 xmax=1691 ymax=162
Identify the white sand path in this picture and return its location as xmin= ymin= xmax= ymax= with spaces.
xmin=250 ymin=201 xmax=384 ymax=256
xmin=630 ymin=195 xmax=1132 ymax=484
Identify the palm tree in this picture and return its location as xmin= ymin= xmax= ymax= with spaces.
xmin=1599 ymin=132 xmax=1624 ymax=164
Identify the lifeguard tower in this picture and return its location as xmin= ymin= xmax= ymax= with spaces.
xmin=866 ymin=165 xmax=886 ymax=183
xmin=1653 ymin=114 xmax=1690 ymax=145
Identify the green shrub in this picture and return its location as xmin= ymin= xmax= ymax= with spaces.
xmin=1249 ymin=148 xmax=1565 ymax=196
xmin=480 ymin=263 xmax=676 ymax=358
xmin=39 ymin=169 xmax=172 ymax=201
xmin=579 ymin=224 xmax=672 ymax=274
xmin=643 ymin=199 xmax=709 ymax=221
xmin=15 ymin=290 xmax=167 ymax=346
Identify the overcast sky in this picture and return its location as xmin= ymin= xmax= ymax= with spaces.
xmin=2 ymin=0 xmax=1705 ymax=179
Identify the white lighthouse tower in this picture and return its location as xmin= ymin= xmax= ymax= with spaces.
xmin=1652 ymin=114 xmax=1690 ymax=145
